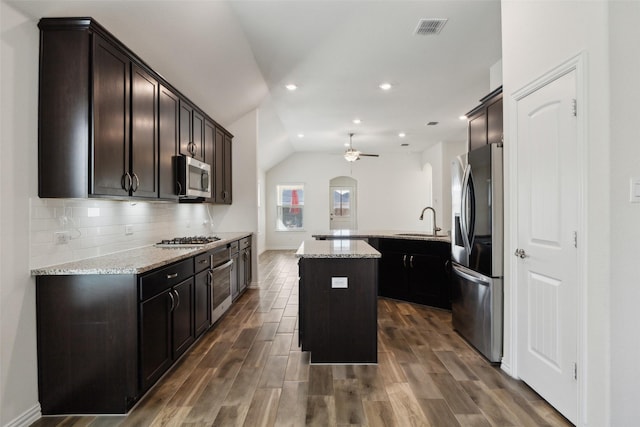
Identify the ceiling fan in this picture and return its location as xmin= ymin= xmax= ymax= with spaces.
xmin=344 ymin=133 xmax=379 ymax=162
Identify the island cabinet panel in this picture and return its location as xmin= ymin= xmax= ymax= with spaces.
xmin=36 ymin=275 xmax=139 ymax=415
xmin=298 ymin=258 xmax=378 ymax=363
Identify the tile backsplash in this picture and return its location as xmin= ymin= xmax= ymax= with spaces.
xmin=30 ymin=198 xmax=217 ymax=268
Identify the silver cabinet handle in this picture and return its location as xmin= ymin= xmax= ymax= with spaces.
xmin=168 ymin=291 xmax=175 ymax=312
xmin=122 ymin=172 xmax=132 ymax=192
xmin=410 ymin=255 xmax=414 ymax=269
xmin=132 ymin=173 xmax=140 ymax=192
xmin=403 ymin=255 xmax=407 ymax=268
xmin=173 ymin=290 xmax=180 ymax=309
xmin=198 ymin=259 xmax=208 ymax=264
xmin=514 ymin=248 xmax=528 ymax=259
xmin=167 ymin=273 xmax=178 ymax=279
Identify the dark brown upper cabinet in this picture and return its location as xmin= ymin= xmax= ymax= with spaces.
xmin=158 ymin=85 xmax=179 ymax=200
xmin=213 ymin=127 xmax=233 ymax=204
xmin=466 ymin=86 xmax=503 ymax=152
xmin=179 ymin=101 xmax=205 ymax=161
xmin=37 ymin=17 xmax=232 ymax=202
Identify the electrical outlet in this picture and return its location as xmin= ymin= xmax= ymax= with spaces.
xmin=55 ymin=231 xmax=70 ymax=245
xmin=125 ymin=224 xmax=134 ymax=235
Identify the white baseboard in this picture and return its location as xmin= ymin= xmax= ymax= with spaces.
xmin=4 ymin=404 xmax=41 ymax=427
xmin=500 ymin=360 xmax=515 ymax=378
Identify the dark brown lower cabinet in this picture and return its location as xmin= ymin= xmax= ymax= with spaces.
xmin=377 ymin=239 xmax=451 ymax=309
xmin=36 ymin=275 xmax=138 ymax=415
xmin=298 ymin=257 xmax=378 ymax=363
xmin=194 ymin=269 xmax=212 ymax=338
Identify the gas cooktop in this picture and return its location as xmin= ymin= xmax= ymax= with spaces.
xmin=155 ymin=236 xmax=221 ymax=248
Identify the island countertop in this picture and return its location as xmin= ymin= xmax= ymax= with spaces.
xmin=311 ymin=229 xmax=450 ymax=242
xmin=295 ymin=239 xmax=381 ymax=259
xmin=31 ymin=231 xmax=252 ymax=276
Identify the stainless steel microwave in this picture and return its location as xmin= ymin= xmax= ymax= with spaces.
xmin=176 ymin=156 xmax=211 ymax=199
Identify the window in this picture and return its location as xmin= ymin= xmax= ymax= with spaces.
xmin=276 ymin=184 xmax=304 ymax=231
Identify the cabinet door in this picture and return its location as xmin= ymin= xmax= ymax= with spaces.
xmin=192 ymin=110 xmax=205 ymax=161
xmin=407 ymin=253 xmax=447 ymax=308
xmin=159 ymin=85 xmax=179 ymax=200
xmin=244 ymin=247 xmax=252 ymax=288
xmin=237 ymin=249 xmax=246 ymax=295
xmin=230 ymin=252 xmax=239 ymax=300
xmin=194 ymin=270 xmax=211 ymax=338
xmin=203 ymin=120 xmax=216 ymax=202
xmin=487 ymin=97 xmax=503 ymax=145
xmin=378 ymin=250 xmax=409 ymax=300
xmin=92 ymin=35 xmax=130 ymax=197
xmin=172 ymin=278 xmax=195 ymax=358
xmin=223 ymin=134 xmax=233 ymax=204
xmin=139 ymin=289 xmax=172 ymax=391
xmin=468 ymin=111 xmax=487 ymax=151
xmin=130 ymin=64 xmax=158 ymax=198
xmin=214 ymin=127 xmax=225 ymax=203
xmin=179 ymin=100 xmax=193 ymax=158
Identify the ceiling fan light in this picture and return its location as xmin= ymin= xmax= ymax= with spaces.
xmin=344 ymin=149 xmax=360 ymax=162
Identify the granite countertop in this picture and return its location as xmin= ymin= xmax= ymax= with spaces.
xmin=296 ymin=239 xmax=381 ymax=259
xmin=311 ymin=229 xmax=451 ymax=242
xmin=31 ymin=232 xmax=252 ymax=276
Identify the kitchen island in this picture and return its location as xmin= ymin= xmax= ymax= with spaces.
xmin=296 ymin=239 xmax=380 ymax=363
xmin=313 ymin=230 xmax=452 ymax=309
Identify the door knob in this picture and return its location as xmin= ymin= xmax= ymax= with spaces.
xmin=514 ymin=248 xmax=528 ymax=259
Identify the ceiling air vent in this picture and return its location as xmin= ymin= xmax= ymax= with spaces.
xmin=427 ymin=121 xmax=439 ymax=126
xmin=414 ymin=18 xmax=448 ymax=36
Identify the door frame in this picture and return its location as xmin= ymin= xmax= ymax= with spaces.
xmin=507 ymin=52 xmax=587 ymax=424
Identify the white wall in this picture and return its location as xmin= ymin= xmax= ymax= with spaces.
xmin=501 ymin=1 xmax=610 ymax=425
xmin=265 ymin=152 xmax=433 ymax=249
xmin=422 ymin=141 xmax=467 ymax=236
xmin=1 ymin=3 xmax=41 ymax=425
xmin=609 ymin=2 xmax=640 ymax=424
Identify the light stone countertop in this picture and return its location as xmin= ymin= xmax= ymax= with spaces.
xmin=31 ymin=232 xmax=252 ymax=276
xmin=295 ymin=239 xmax=381 ymax=259
xmin=311 ymin=229 xmax=451 ymax=242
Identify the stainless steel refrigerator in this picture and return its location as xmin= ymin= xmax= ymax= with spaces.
xmin=451 ymin=143 xmax=503 ymax=362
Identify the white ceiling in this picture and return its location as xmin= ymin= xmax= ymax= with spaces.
xmin=9 ymin=0 xmax=502 ymax=171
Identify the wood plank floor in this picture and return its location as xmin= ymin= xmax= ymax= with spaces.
xmin=32 ymin=250 xmax=573 ymax=427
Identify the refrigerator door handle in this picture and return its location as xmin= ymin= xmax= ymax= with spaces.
xmin=460 ymin=165 xmax=472 ymax=254
xmin=452 ymin=263 xmax=491 ymax=286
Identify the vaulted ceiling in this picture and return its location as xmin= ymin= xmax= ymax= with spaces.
xmin=10 ymin=0 xmax=502 ymax=170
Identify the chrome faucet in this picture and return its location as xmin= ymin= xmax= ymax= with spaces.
xmin=419 ymin=206 xmax=441 ymax=236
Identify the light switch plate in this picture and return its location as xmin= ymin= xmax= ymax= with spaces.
xmin=331 ymin=277 xmax=348 ymax=289
xmin=631 ymin=177 xmax=640 ymax=203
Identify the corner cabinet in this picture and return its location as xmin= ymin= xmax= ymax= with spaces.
xmin=377 ymin=239 xmax=451 ymax=309
xmin=466 ymin=86 xmax=503 ymax=151
xmin=38 ymin=17 xmax=232 ymax=202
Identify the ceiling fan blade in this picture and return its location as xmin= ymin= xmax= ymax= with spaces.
xmin=359 ymin=153 xmax=379 ymax=157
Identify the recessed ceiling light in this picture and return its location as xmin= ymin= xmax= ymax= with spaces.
xmin=398 ymin=132 xmax=406 ymax=138
xmin=344 ymin=143 xmax=350 ymax=147
xmin=353 ymin=118 xmax=361 ymax=124
xmin=285 ymin=84 xmax=298 ymax=91
xmin=379 ymin=82 xmax=392 ymax=91
xmin=459 ymin=115 xmax=467 ymax=120
xmin=297 ymin=133 xmax=304 ymax=138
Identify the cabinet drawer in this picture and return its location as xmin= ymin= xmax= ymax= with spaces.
xmin=229 ymin=240 xmax=239 ymax=254
xmin=240 ymin=236 xmax=251 ymax=250
xmin=140 ymin=259 xmax=194 ymax=301
xmin=194 ymin=252 xmax=211 ymax=273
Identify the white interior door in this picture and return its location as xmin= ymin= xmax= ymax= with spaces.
xmin=329 ymin=176 xmax=357 ymax=230
xmin=515 ymin=70 xmax=578 ymax=424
